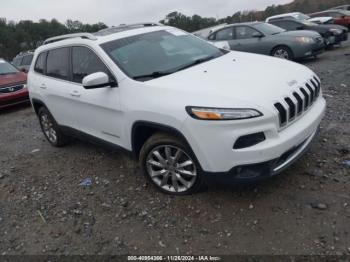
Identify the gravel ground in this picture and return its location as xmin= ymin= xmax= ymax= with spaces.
xmin=0 ymin=39 xmax=349 ymax=256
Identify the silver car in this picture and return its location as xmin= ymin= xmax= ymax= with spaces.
xmin=202 ymin=22 xmax=325 ymax=60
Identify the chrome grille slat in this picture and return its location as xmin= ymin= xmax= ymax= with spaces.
xmin=274 ymin=76 xmax=321 ymax=129
xmin=305 ymin=83 xmax=314 ymax=103
xmin=0 ymin=84 xmax=24 ymax=94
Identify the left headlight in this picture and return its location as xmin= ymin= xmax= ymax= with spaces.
xmin=186 ymin=107 xmax=263 ymax=120
xmin=296 ymin=36 xmax=315 ymax=44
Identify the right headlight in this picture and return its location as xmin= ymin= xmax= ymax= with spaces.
xmin=186 ymin=106 xmax=263 ymax=120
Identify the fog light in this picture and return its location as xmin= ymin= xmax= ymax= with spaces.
xmin=233 ymin=132 xmax=266 ymax=149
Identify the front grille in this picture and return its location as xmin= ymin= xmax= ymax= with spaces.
xmin=0 ymin=84 xmax=24 ymax=94
xmin=274 ymin=76 xmax=321 ymax=128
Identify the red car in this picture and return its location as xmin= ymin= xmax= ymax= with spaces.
xmin=0 ymin=58 xmax=29 ymax=109
xmin=309 ymin=10 xmax=350 ymax=29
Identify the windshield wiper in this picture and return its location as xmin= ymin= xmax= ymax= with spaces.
xmin=132 ymin=71 xmax=173 ymax=80
xmin=173 ymin=55 xmax=217 ymax=72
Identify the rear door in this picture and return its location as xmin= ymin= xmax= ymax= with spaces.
xmin=42 ymin=47 xmax=82 ymax=130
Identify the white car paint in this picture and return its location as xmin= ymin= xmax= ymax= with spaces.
xmin=308 ymin=17 xmax=334 ymax=24
xmin=28 ymin=25 xmax=326 ymax=174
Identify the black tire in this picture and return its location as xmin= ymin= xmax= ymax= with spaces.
xmin=271 ymin=46 xmax=294 ymax=60
xmin=139 ymin=132 xmax=205 ymax=195
xmin=38 ymin=107 xmax=69 ymax=147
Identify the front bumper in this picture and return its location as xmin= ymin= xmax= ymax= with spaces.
xmin=0 ymin=88 xmax=29 ymax=109
xmin=294 ymin=41 xmax=325 ymax=59
xmin=326 ymin=33 xmax=348 ymax=45
xmin=203 ymin=129 xmax=318 ymax=184
xmin=183 ymin=97 xmax=326 ymax=174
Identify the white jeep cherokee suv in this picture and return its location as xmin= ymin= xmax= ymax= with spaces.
xmin=28 ymin=23 xmax=326 ymax=195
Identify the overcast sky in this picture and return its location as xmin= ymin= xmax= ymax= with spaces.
xmin=0 ymin=0 xmax=291 ymax=26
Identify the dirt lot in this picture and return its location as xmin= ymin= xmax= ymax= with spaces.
xmin=0 ymin=40 xmax=349 ymax=256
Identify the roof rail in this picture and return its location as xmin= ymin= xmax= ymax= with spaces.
xmin=95 ymin=22 xmax=163 ymax=36
xmin=43 ymin=33 xmax=97 ymax=45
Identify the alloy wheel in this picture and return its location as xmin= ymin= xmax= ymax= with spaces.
xmin=40 ymin=113 xmax=57 ymax=144
xmin=273 ymin=49 xmax=290 ymax=59
xmin=146 ymin=145 xmax=197 ymax=193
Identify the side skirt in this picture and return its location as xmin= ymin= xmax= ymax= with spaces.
xmin=59 ymin=125 xmax=135 ymax=159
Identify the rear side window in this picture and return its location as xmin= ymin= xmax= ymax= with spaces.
xmin=34 ymin=52 xmax=47 ymax=74
xmin=46 ymin=48 xmax=69 ymax=80
xmin=13 ymin=57 xmax=22 ymax=66
xmin=72 ymin=46 xmax=112 ymax=83
xmin=21 ymin=54 xmax=33 ymax=66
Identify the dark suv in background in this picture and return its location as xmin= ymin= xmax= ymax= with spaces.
xmin=12 ymin=51 xmax=34 ymax=73
xmin=268 ymin=19 xmax=348 ymax=47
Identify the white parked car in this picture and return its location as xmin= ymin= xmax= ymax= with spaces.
xmin=28 ymin=23 xmax=326 ymax=195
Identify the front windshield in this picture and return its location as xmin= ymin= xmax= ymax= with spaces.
xmin=253 ymin=23 xmax=286 ymax=35
xmin=297 ymin=13 xmax=310 ymax=20
xmin=101 ymin=29 xmax=225 ymax=81
xmin=302 ymin=20 xmax=318 ymax=26
xmin=340 ymin=10 xmax=350 ymax=15
xmin=0 ymin=60 xmax=19 ymax=75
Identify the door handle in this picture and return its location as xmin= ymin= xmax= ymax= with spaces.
xmin=70 ymin=90 xmax=81 ymax=98
xmin=40 ymin=84 xmax=47 ymax=89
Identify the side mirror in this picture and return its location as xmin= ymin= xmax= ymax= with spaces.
xmin=252 ymin=32 xmax=264 ymax=38
xmin=82 ymin=72 xmax=117 ymax=89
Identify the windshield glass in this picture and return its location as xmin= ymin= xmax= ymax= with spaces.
xmin=340 ymin=10 xmax=350 ymax=15
xmin=101 ymin=29 xmax=225 ymax=81
xmin=302 ymin=20 xmax=318 ymax=26
xmin=253 ymin=23 xmax=285 ymax=35
xmin=296 ymin=13 xmax=310 ymax=20
xmin=0 ymin=60 xmax=19 ymax=75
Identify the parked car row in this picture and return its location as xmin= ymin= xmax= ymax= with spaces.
xmin=202 ymin=22 xmax=324 ymax=60
xmin=309 ymin=9 xmax=350 ymax=29
xmin=194 ymin=6 xmax=349 ymax=61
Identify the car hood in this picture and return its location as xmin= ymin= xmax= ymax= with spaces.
xmin=277 ymin=30 xmax=321 ymax=37
xmin=0 ymin=72 xmax=27 ymax=88
xmin=315 ymin=23 xmax=348 ymax=31
xmin=308 ymin=17 xmax=333 ymax=24
xmin=146 ymin=52 xmax=316 ymax=110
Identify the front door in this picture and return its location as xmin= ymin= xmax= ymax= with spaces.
xmin=68 ymin=46 xmax=123 ymax=146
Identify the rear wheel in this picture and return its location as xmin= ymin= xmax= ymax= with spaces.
xmin=38 ymin=107 xmax=68 ymax=147
xmin=139 ymin=133 xmax=204 ymax=195
xmin=271 ymin=46 xmax=294 ymax=60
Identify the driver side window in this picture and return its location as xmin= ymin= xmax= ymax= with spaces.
xmin=72 ymin=46 xmax=113 ymax=84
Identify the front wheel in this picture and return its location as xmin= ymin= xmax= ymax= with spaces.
xmin=139 ymin=133 xmax=204 ymax=195
xmin=271 ymin=46 xmax=294 ymax=60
